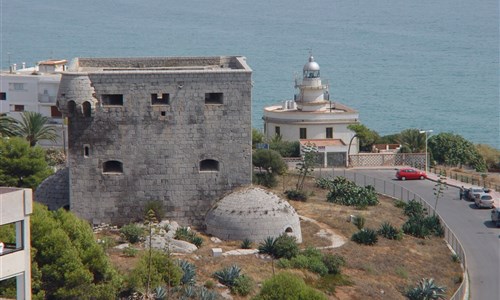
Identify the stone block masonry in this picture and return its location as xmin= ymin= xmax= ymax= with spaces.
xmin=57 ymin=56 xmax=252 ymax=226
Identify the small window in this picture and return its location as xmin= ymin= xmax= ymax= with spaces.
xmin=51 ymin=106 xmax=62 ymax=118
xmin=0 ymin=92 xmax=6 ymax=100
xmin=205 ymin=93 xmax=223 ymax=104
xmin=83 ymin=145 xmax=90 ymax=157
xmin=326 ymin=127 xmax=333 ymax=139
xmin=9 ymin=83 xmax=24 ymax=91
xmin=13 ymin=105 xmax=24 ymax=112
xmin=82 ymin=101 xmax=91 ymax=117
xmin=275 ymin=126 xmax=281 ymax=136
xmin=103 ymin=160 xmax=123 ymax=173
xmin=200 ymin=159 xmax=219 ymax=172
xmin=102 ymin=94 xmax=123 ymax=106
xmin=151 ymin=93 xmax=170 ymax=105
xmin=299 ymin=128 xmax=307 ymax=139
xmin=285 ymin=227 xmax=293 ymax=233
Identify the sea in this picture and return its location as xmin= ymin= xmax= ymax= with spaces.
xmin=1 ymin=0 xmax=498 ymax=148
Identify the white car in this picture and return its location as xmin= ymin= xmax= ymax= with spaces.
xmin=491 ymin=208 xmax=500 ymax=227
xmin=475 ymin=193 xmax=494 ymax=209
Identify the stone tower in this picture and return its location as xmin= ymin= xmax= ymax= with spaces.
xmin=57 ymin=56 xmax=252 ymax=226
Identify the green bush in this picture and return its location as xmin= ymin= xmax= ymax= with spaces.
xmin=274 ymin=234 xmax=299 ymax=259
xmin=404 ymin=200 xmax=426 ymax=218
xmin=326 ymin=177 xmax=379 ymax=208
xmin=322 ymin=253 xmax=346 ymax=275
xmin=402 ymin=215 xmax=444 ymax=239
xmin=252 ymin=272 xmax=327 ymax=300
xmin=351 ymin=228 xmax=378 ymax=245
xmin=120 ymin=223 xmax=144 ymax=244
xmin=204 ymin=280 xmax=215 ymax=289
xmin=241 ymin=238 xmax=253 ymax=249
xmin=284 ymin=189 xmax=308 ymax=201
xmin=378 ymin=222 xmax=403 ymax=240
xmin=353 ymin=215 xmax=365 ymax=230
xmin=394 ymin=199 xmax=407 ymax=208
xmin=315 ymin=177 xmax=334 ymax=189
xmin=213 ymin=265 xmax=241 ymax=287
xmin=253 ymin=172 xmax=279 ymax=188
xmin=122 ymin=246 xmax=138 ymax=257
xmin=231 ymin=274 xmax=254 ymax=296
xmin=143 ymin=200 xmax=165 ymax=221
xmin=128 ymin=250 xmax=182 ymax=291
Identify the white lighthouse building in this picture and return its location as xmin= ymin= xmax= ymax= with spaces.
xmin=262 ymin=55 xmax=359 ymax=167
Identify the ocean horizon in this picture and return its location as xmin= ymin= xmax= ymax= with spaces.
xmin=1 ymin=0 xmax=498 ymax=148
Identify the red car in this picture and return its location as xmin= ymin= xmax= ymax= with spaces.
xmin=395 ymin=168 xmax=427 ymax=180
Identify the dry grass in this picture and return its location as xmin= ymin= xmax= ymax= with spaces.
xmin=106 ymin=174 xmax=463 ymax=299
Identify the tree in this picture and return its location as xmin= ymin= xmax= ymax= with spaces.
xmin=433 ymin=172 xmax=448 ymax=211
xmin=0 ymin=137 xmax=53 ymax=189
xmin=0 ymin=114 xmax=17 ymax=137
xmin=29 ymin=203 xmax=122 ymax=299
xmin=252 ymin=128 xmax=265 ymax=149
xmin=253 ymin=149 xmax=287 ymax=187
xmin=11 ymin=111 xmax=59 ymax=146
xmin=475 ymin=144 xmax=500 ymax=171
xmin=347 ymin=124 xmax=380 ymax=152
xmin=296 ymin=142 xmax=317 ymax=191
xmin=398 ymin=129 xmax=426 ymax=153
xmin=428 ymin=132 xmax=487 ymax=172
xmin=268 ymin=134 xmax=301 ymax=157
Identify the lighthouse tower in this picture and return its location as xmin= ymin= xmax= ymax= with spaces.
xmin=295 ymin=55 xmax=330 ymax=112
xmin=262 ymin=55 xmax=360 ymax=167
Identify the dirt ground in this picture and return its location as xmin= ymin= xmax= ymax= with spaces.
xmin=105 ymin=174 xmax=463 ymax=299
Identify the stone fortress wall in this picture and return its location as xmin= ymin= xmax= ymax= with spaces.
xmin=57 ymin=56 xmax=252 ymax=226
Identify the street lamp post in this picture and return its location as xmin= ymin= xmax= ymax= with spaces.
xmin=419 ymin=130 xmax=433 ymax=173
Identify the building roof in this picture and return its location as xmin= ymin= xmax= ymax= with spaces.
xmin=300 ymin=139 xmax=346 ymax=147
xmin=38 ymin=59 xmax=67 ymax=66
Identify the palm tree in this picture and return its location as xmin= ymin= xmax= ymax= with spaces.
xmin=398 ymin=129 xmax=426 ymax=153
xmin=0 ymin=114 xmax=18 ymax=137
xmin=12 ymin=111 xmax=59 ymax=146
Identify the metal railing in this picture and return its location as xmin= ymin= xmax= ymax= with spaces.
xmin=321 ymin=169 xmax=468 ymax=300
xmin=430 ymin=167 xmax=500 ymax=192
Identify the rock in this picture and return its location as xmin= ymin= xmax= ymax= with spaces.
xmin=114 ymin=243 xmax=130 ymax=250
xmin=212 ymin=248 xmax=223 ymax=257
xmin=167 ymin=239 xmax=198 ymax=254
xmin=220 ymin=289 xmax=233 ymax=300
xmin=222 ymin=249 xmax=258 ymax=256
xmin=210 ymin=237 xmax=222 ymax=243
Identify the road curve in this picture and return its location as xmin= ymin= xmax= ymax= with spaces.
xmin=345 ymin=169 xmax=500 ymax=300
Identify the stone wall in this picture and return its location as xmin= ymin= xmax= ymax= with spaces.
xmin=57 ymin=56 xmax=252 ymax=226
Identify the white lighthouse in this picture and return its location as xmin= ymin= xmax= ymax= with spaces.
xmin=262 ymin=55 xmax=359 ymax=167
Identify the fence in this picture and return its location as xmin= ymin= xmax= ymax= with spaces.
xmin=431 ymin=167 xmax=500 ymax=192
xmin=323 ymin=169 xmax=468 ymax=300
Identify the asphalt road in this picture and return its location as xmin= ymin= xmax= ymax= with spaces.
xmin=339 ymin=169 xmax=500 ymax=300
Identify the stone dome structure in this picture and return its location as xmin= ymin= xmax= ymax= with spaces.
xmin=205 ymin=187 xmax=302 ymax=243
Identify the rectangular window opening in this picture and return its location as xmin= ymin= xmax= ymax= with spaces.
xmin=101 ymin=94 xmax=123 ymax=106
xmin=13 ymin=105 xmax=24 ymax=112
xmin=83 ymin=145 xmax=90 ymax=157
xmin=51 ymin=106 xmax=62 ymax=118
xmin=300 ymin=128 xmax=307 ymax=139
xmin=0 ymin=221 xmax=24 ymax=256
xmin=205 ymin=92 xmax=223 ymax=104
xmin=326 ymin=127 xmax=333 ymax=139
xmin=151 ymin=93 xmax=170 ymax=105
xmin=0 ymin=92 xmax=6 ymax=100
xmin=275 ymin=126 xmax=281 ymax=136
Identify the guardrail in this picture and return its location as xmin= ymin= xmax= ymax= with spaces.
xmin=430 ymin=167 xmax=500 ymax=192
xmin=322 ymin=169 xmax=468 ymax=300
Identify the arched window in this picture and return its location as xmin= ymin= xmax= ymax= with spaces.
xmin=67 ymin=100 xmax=76 ymax=116
xmin=200 ymin=159 xmax=219 ymax=172
xmin=285 ymin=227 xmax=293 ymax=233
xmin=103 ymin=160 xmax=123 ymax=173
xmin=82 ymin=101 xmax=91 ymax=117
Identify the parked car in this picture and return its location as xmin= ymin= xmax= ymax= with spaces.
xmin=395 ymin=168 xmax=427 ymax=180
xmin=466 ymin=187 xmax=486 ymax=201
xmin=491 ymin=208 xmax=500 ymax=227
xmin=475 ymin=193 xmax=494 ymax=209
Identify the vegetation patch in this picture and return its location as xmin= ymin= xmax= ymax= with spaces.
xmin=175 ymin=227 xmax=203 ymax=248
xmin=326 ymin=177 xmax=379 ymax=208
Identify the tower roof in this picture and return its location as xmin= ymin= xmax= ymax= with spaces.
xmin=303 ymin=55 xmax=320 ymax=72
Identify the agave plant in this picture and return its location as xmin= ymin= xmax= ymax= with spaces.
xmin=405 ymin=278 xmax=446 ymax=300
xmin=378 ymin=221 xmax=403 ymax=240
xmin=351 ymin=228 xmax=378 ymax=245
xmin=258 ymin=236 xmax=277 ymax=257
xmin=240 ymin=238 xmax=252 ymax=249
xmin=213 ymin=265 xmax=241 ymax=287
xmin=179 ymin=260 xmax=197 ymax=285
xmin=153 ymin=286 xmax=167 ymax=300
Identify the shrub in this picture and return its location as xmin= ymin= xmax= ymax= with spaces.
xmin=353 ymin=215 xmax=365 ymax=230
xmin=240 ymin=238 xmax=252 ymax=249
xmin=315 ymin=177 xmax=334 ymax=189
xmin=213 ymin=265 xmax=241 ymax=287
xmin=128 ymin=250 xmax=182 ymax=291
xmin=143 ymin=200 xmax=165 ymax=221
xmin=378 ymin=222 xmax=403 ymax=240
xmin=394 ymin=199 xmax=407 ymax=208
xmin=404 ymin=200 xmax=426 ymax=218
xmin=403 ymin=215 xmax=444 ymax=238
xmin=451 ymin=254 xmax=460 ymax=263
xmin=231 ymin=274 xmax=253 ymax=296
xmin=98 ymin=236 xmax=116 ymax=251
xmin=284 ymin=189 xmax=308 ymax=201
xmin=179 ymin=260 xmax=196 ymax=285
xmin=351 ymin=228 xmax=378 ymax=245
xmin=326 ymin=177 xmax=379 ymax=207
xmin=253 ymin=172 xmax=278 ymax=188
xmin=204 ymin=280 xmax=215 ymax=289
xmin=120 ymin=223 xmax=144 ymax=244
xmin=274 ymin=234 xmax=299 ymax=259
xmin=322 ymin=253 xmax=346 ymax=275
xmin=253 ymin=272 xmax=327 ymax=300
xmin=122 ymin=246 xmax=138 ymax=257
xmin=423 ymin=215 xmax=445 ymax=237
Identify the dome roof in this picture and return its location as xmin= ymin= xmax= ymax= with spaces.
xmin=303 ymin=55 xmax=320 ymax=71
xmin=205 ymin=187 xmax=302 ymax=243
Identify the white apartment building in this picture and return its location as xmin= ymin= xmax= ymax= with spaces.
xmin=0 ymin=187 xmax=32 ymax=300
xmin=0 ymin=60 xmax=67 ymax=147
xmin=262 ymin=55 xmax=359 ymax=167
